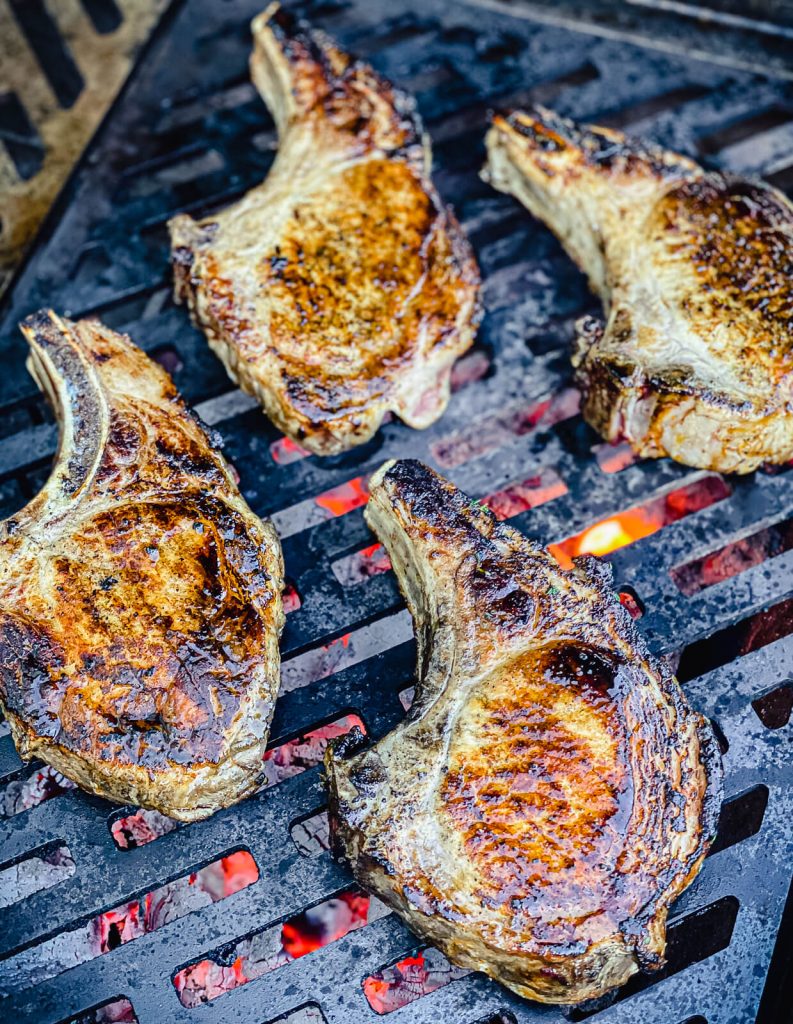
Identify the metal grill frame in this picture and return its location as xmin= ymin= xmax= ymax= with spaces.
xmin=1 ymin=2 xmax=792 ymax=1022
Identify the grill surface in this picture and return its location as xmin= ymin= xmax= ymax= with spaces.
xmin=1 ymin=2 xmax=792 ymax=1022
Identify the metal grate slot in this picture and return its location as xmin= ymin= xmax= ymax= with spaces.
xmin=567 ymin=897 xmax=740 ymax=1021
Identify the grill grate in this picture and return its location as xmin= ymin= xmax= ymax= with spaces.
xmin=1 ymin=2 xmax=792 ymax=1022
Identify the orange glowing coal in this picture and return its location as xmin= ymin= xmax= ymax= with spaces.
xmin=363 ymin=953 xmax=427 ymax=1012
xmin=315 ymin=476 xmax=369 ymax=517
xmin=270 ymin=435 xmax=311 ymax=465
xmin=549 ymin=476 xmax=731 ymax=570
xmin=219 ymin=850 xmax=259 ymax=896
xmin=550 ymin=508 xmax=661 ymax=569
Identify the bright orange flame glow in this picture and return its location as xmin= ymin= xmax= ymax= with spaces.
xmin=549 ymin=509 xmax=659 ymax=569
xmin=363 ymin=952 xmax=427 ymax=1012
xmin=270 ymin=436 xmax=311 ymax=465
xmin=549 ymin=476 xmax=731 ymax=570
xmin=315 ymin=477 xmax=369 ymax=516
xmin=322 ymin=632 xmax=351 ymax=651
xmin=220 ymin=851 xmax=259 ymax=897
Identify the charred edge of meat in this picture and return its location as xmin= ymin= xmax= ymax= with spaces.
xmin=494 ymin=104 xmax=699 ymax=180
xmin=258 ymin=1 xmax=425 ymax=160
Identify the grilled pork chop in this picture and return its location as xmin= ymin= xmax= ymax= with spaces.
xmin=0 ymin=311 xmax=284 ymax=822
xmin=326 ymin=459 xmax=721 ymax=1004
xmin=484 ymin=105 xmax=793 ymax=474
xmin=169 ymin=3 xmax=481 ymax=456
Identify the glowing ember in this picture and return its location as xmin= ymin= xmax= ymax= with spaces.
xmin=283 ymin=580 xmax=302 ymax=614
xmin=174 ymin=888 xmax=390 ymax=1007
xmin=270 ymin=436 xmax=311 ymax=465
xmin=332 ymin=542 xmax=392 ymax=587
xmin=111 ymin=808 xmax=179 ymax=850
xmin=549 ymin=475 xmax=731 ymax=569
xmin=66 ymin=997 xmax=137 ymax=1024
xmin=272 ymin=477 xmax=369 ymax=538
xmin=334 ymin=470 xmax=566 ymax=587
xmin=595 ymin=441 xmax=639 ymax=474
xmin=263 ymin=713 xmax=365 ymax=788
xmin=482 ymin=468 xmax=566 ymax=521
xmin=109 ymin=718 xmax=361 ymax=854
xmin=314 ymin=477 xmax=369 ymax=517
xmin=671 ymin=516 xmax=793 ymax=596
xmin=0 ymin=852 xmax=259 ymax=998
xmin=363 ymin=947 xmax=469 ymax=1014
xmin=431 ymin=389 xmax=579 ymax=469
xmin=280 ymin=615 xmax=413 ymax=694
xmin=0 ymin=764 xmax=76 ymax=819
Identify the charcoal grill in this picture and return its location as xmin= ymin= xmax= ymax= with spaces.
xmin=1 ymin=1 xmax=792 ymax=1022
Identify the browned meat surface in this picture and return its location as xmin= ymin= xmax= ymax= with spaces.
xmin=484 ymin=105 xmax=793 ymax=474
xmin=169 ymin=3 xmax=481 ymax=456
xmin=326 ymin=459 xmax=721 ymax=1004
xmin=0 ymin=311 xmax=284 ymax=822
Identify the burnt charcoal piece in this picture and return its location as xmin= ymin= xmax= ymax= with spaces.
xmin=484 ymin=106 xmax=793 ymax=474
xmin=169 ymin=3 xmax=481 ymax=456
xmin=326 ymin=459 xmax=721 ymax=1004
xmin=0 ymin=311 xmax=284 ymax=821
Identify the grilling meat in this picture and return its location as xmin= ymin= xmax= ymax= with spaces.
xmin=0 ymin=311 xmax=284 ymax=822
xmin=326 ymin=459 xmax=721 ymax=1004
xmin=484 ymin=105 xmax=793 ymax=474
xmin=169 ymin=3 xmax=481 ymax=456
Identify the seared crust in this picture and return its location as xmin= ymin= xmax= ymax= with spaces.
xmin=0 ymin=311 xmax=284 ymax=822
xmin=483 ymin=105 xmax=793 ymax=474
xmin=169 ymin=3 xmax=481 ymax=456
xmin=326 ymin=459 xmax=721 ymax=1004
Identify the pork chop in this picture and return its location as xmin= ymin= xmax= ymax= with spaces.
xmin=484 ymin=105 xmax=793 ymax=474
xmin=169 ymin=3 xmax=481 ymax=456
xmin=326 ymin=459 xmax=721 ymax=1004
xmin=0 ymin=311 xmax=284 ymax=822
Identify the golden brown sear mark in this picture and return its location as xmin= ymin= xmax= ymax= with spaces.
xmin=443 ymin=644 xmax=629 ymax=903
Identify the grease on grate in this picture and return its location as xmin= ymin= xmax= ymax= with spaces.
xmin=332 ymin=467 xmax=567 ymax=588
xmin=106 ymin=715 xmax=366 ymax=851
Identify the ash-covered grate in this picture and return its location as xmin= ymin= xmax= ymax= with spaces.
xmin=1 ymin=1 xmax=792 ymax=1023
